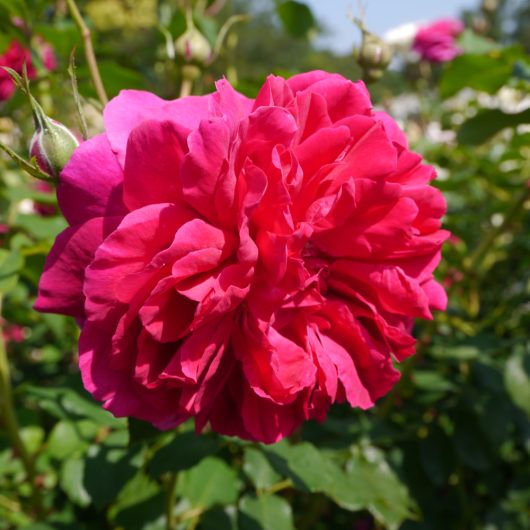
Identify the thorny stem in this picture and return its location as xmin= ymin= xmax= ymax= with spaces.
xmin=0 ymin=297 xmax=44 ymax=519
xmin=65 ymin=0 xmax=108 ymax=106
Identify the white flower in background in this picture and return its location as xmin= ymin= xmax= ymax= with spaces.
xmin=383 ymin=93 xmax=422 ymax=122
xmin=17 ymin=199 xmax=35 ymax=215
xmin=446 ymin=87 xmax=530 ymax=115
xmin=383 ymin=22 xmax=422 ymax=54
xmin=477 ymin=87 xmax=530 ymax=114
xmin=425 ymin=121 xmax=456 ymax=145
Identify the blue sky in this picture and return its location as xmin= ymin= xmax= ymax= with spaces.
xmin=303 ymin=0 xmax=480 ymax=53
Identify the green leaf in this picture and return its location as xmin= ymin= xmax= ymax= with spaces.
xmin=112 ymin=493 xmax=165 ymax=530
xmin=200 ymin=507 xmax=238 ymax=530
xmin=412 ymin=371 xmax=457 ymax=393
xmin=19 ymin=426 xmax=45 ymax=455
xmin=458 ymin=108 xmax=530 ymax=145
xmin=457 ymin=30 xmax=499 ymax=54
xmin=46 ymin=420 xmax=97 ymax=460
xmin=0 ymin=248 xmax=23 ymax=293
xmin=60 ymin=458 xmax=91 ymax=507
xmin=243 ymin=447 xmax=282 ymax=491
xmin=338 ymin=448 xmax=415 ymax=529
xmin=14 ymin=214 xmax=67 ymax=240
xmin=83 ymin=445 xmax=144 ymax=509
xmin=179 ymin=456 xmax=241 ymax=510
xmin=128 ymin=417 xmax=164 ymax=446
xmin=505 ymin=351 xmax=530 ymax=416
xmin=263 ymin=440 xmax=336 ymax=493
xmin=440 ymin=52 xmax=515 ymax=98
xmin=239 ymin=494 xmax=295 ymax=530
xmin=22 ymin=385 xmax=125 ymax=428
xmin=453 ymin=413 xmax=492 ymax=471
xmin=276 ymin=1 xmax=316 ymax=38
xmin=419 ymin=425 xmax=455 ymax=487
xmin=149 ymin=431 xmax=218 ymax=477
xmin=109 ymin=471 xmax=164 ymax=530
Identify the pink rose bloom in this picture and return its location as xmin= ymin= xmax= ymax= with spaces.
xmin=413 ymin=19 xmax=464 ymax=63
xmin=36 ymin=71 xmax=449 ymax=443
xmin=0 ymin=40 xmax=36 ymax=101
xmin=0 ymin=38 xmax=56 ymax=102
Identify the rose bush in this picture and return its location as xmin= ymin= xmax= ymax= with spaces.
xmin=35 ymin=70 xmax=448 ymax=443
xmin=412 ymin=18 xmax=465 ymax=63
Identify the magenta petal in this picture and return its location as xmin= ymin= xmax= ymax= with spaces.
xmin=35 ymin=216 xmax=119 ymax=318
xmin=58 ymin=134 xmax=127 ymax=226
xmin=241 ymin=383 xmax=301 ymax=443
xmin=318 ymin=332 xmax=373 ymax=409
xmin=253 ymin=74 xmax=294 ymax=109
xmin=211 ymin=79 xmax=254 ymax=125
xmin=79 ymin=321 xmax=189 ymax=428
xmin=287 ymin=70 xmax=346 ymax=94
xmin=123 ymin=120 xmax=188 ymax=210
xmin=104 ymin=89 xmax=211 ymax=166
xmin=84 ymin=203 xmax=195 ymax=328
xmin=181 ymin=118 xmax=232 ymax=225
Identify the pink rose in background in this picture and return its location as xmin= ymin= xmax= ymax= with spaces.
xmin=0 ymin=224 xmax=8 ymax=247
xmin=0 ymin=41 xmax=36 ymax=101
xmin=413 ymin=19 xmax=465 ymax=63
xmin=0 ymin=38 xmax=57 ymax=102
xmin=34 ymin=181 xmax=57 ymax=217
xmin=36 ymin=71 xmax=449 ymax=443
xmin=1 ymin=319 xmax=25 ymax=344
xmin=35 ymin=36 xmax=58 ymax=72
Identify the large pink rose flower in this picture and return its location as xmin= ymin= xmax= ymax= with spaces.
xmin=36 ymin=71 xmax=448 ymax=443
xmin=413 ymin=19 xmax=464 ymax=63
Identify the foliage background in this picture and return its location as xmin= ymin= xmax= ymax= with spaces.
xmin=0 ymin=1 xmax=530 ymax=529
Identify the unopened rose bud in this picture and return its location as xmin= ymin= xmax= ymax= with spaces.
xmin=29 ymin=118 xmax=78 ymax=179
xmin=175 ymin=11 xmax=212 ymax=66
xmin=482 ymin=0 xmax=498 ymax=13
xmin=472 ymin=15 xmax=489 ymax=35
xmin=356 ymin=31 xmax=393 ymax=83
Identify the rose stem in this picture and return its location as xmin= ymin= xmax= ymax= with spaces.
xmin=65 ymin=0 xmax=108 ymax=106
xmin=179 ymin=78 xmax=193 ymax=98
xmin=0 ymin=297 xmax=44 ymax=519
xmin=165 ymin=472 xmax=179 ymax=530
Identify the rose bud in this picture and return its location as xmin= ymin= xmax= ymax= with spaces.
xmin=29 ymin=118 xmax=79 ymax=179
xmin=482 ymin=0 xmax=498 ymax=13
xmin=356 ymin=30 xmax=393 ymax=83
xmin=175 ymin=11 xmax=212 ymax=66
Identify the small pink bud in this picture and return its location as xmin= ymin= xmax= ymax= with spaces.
xmin=29 ymin=119 xmax=79 ymax=178
xmin=175 ymin=11 xmax=212 ymax=66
